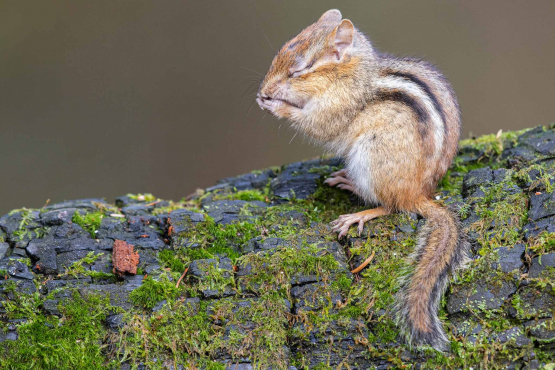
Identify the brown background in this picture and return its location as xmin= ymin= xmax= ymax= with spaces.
xmin=1 ymin=1 xmax=554 ymax=215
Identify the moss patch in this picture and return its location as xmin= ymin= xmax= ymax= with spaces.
xmin=72 ymin=210 xmax=104 ymax=238
xmin=129 ymin=274 xmax=181 ymax=309
xmin=1 ymin=291 xmax=114 ymax=369
xmin=173 ymin=215 xmax=261 ymax=262
xmin=214 ymin=188 xmax=268 ymax=202
xmin=117 ymin=294 xmax=289 ymax=369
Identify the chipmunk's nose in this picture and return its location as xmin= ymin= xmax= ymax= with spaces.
xmin=257 ymin=92 xmax=270 ymax=101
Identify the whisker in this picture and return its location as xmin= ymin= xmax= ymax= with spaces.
xmin=244 ymin=92 xmax=258 ymax=101
xmin=241 ymin=88 xmax=259 ymax=102
xmin=240 ymin=66 xmax=264 ymax=76
xmin=247 ymin=0 xmax=275 ymax=56
xmin=241 ymin=91 xmax=256 ymax=105
xmin=261 ymin=27 xmax=274 ymax=52
xmin=241 ymin=93 xmax=256 ymax=106
xmin=289 ymin=132 xmax=298 ymax=145
xmin=240 ymin=78 xmax=263 ymax=83
xmin=246 ymin=99 xmax=257 ymax=117
xmin=242 ymin=81 xmax=260 ymax=95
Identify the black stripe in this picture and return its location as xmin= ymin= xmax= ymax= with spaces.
xmin=388 ymin=71 xmax=446 ymax=125
xmin=375 ymin=88 xmax=430 ymax=139
xmin=375 ymin=89 xmax=428 ymax=122
xmin=287 ymin=40 xmax=301 ymax=50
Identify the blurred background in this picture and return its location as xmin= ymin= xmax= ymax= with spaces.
xmin=1 ymin=0 xmax=555 ymax=215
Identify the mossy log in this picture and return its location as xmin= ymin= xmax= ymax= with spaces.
xmin=1 ymin=126 xmax=555 ymax=369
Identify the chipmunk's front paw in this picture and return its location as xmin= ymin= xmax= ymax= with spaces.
xmin=323 ymin=169 xmax=356 ymax=193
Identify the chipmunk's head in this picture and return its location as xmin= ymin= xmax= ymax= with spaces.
xmin=257 ymin=10 xmax=371 ymax=124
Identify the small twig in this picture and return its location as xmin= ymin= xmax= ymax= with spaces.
xmin=41 ymin=199 xmax=50 ymax=209
xmin=350 ymin=251 xmax=375 ymax=274
xmin=146 ymin=200 xmax=161 ymax=206
xmin=176 ymin=268 xmax=189 ymax=288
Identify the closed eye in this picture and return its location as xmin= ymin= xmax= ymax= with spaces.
xmin=288 ymin=59 xmax=316 ymax=78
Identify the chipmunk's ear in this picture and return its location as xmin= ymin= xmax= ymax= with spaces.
xmin=318 ymin=9 xmax=342 ymax=23
xmin=333 ymin=19 xmax=354 ymax=59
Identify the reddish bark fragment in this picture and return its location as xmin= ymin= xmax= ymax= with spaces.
xmin=112 ymin=240 xmax=140 ymax=276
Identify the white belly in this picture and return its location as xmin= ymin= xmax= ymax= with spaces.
xmin=346 ymin=135 xmax=377 ymax=204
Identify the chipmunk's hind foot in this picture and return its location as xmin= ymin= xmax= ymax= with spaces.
xmin=324 ymin=169 xmax=356 ymax=193
xmin=331 ymin=206 xmax=390 ymax=238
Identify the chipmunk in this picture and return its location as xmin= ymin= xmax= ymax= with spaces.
xmin=256 ymin=9 xmax=469 ymax=350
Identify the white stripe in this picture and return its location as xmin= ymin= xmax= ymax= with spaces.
xmin=374 ymin=76 xmax=444 ymax=159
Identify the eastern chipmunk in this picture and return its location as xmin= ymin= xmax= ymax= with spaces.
xmin=257 ymin=9 xmax=469 ymax=351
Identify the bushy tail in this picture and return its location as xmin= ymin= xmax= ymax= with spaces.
xmin=395 ymin=200 xmax=469 ymax=351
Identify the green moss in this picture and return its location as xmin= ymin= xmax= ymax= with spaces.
xmin=200 ymin=361 xmax=226 ymax=370
xmin=12 ymin=257 xmax=32 ymax=266
xmin=207 ymin=220 xmax=258 ymax=259
xmin=310 ymin=364 xmax=334 ymax=370
xmin=259 ymin=203 xmax=310 ymax=236
xmin=72 ymin=210 xmax=104 ymax=238
xmin=117 ymin=294 xmax=289 ymax=369
xmin=438 ymin=159 xmax=486 ymax=194
xmin=527 ymin=319 xmax=555 ymax=344
xmin=307 ymin=179 xmax=360 ymax=223
xmin=126 ymin=193 xmax=158 ymax=202
xmin=368 ymin=318 xmax=399 ymax=344
xmin=460 ymin=133 xmax=505 ymax=159
xmin=530 ymin=266 xmax=555 ymax=292
xmin=469 ymin=179 xmax=528 ymax=252
xmin=58 ymin=251 xmax=113 ymax=280
xmin=215 ymin=188 xmax=268 ymax=202
xmin=11 ymin=208 xmax=49 ymax=241
xmin=174 ymin=216 xmax=260 ymax=262
xmin=129 ymin=274 xmax=181 ymax=309
xmin=459 ymin=128 xmax=530 ymax=163
xmin=222 ymin=294 xmax=289 ymax=368
xmin=184 ymin=247 xmax=215 ymax=261
xmin=511 ymin=294 xmax=525 ymax=318
xmin=53 ymin=251 xmax=117 ymax=281
xmin=117 ymin=299 xmax=214 ymax=369
xmin=237 ymin=242 xmax=340 ymax=294
xmin=1 ymin=291 xmax=114 ymax=369
xmin=438 ymin=129 xmax=531 ymax=195
xmin=345 ymin=216 xmax=416 ymax=315
xmin=188 ymin=259 xmax=235 ymax=297
xmin=151 ymin=200 xmax=198 ymax=216
xmin=3 ymin=127 xmax=555 ymax=368
xmin=515 ymin=163 xmax=555 ymax=193
xmin=8 ymin=207 xmax=32 ymax=216
xmin=331 ymin=273 xmax=353 ymax=296
xmin=307 ymin=164 xmax=341 ymax=176
xmin=158 ymin=249 xmax=185 ymax=272
xmin=528 ymin=231 xmax=555 ymax=255
xmin=2 ymin=290 xmax=42 ymax=320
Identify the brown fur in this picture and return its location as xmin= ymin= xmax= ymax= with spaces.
xmin=257 ymin=9 xmax=467 ymax=350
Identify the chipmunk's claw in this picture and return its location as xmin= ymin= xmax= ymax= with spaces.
xmin=331 ymin=213 xmax=367 ymax=238
xmin=331 ymin=207 xmax=390 ymax=239
xmin=337 ymin=184 xmax=356 ymax=192
xmin=324 ymin=169 xmax=356 ymax=193
xmin=330 ymin=169 xmax=348 ymax=178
